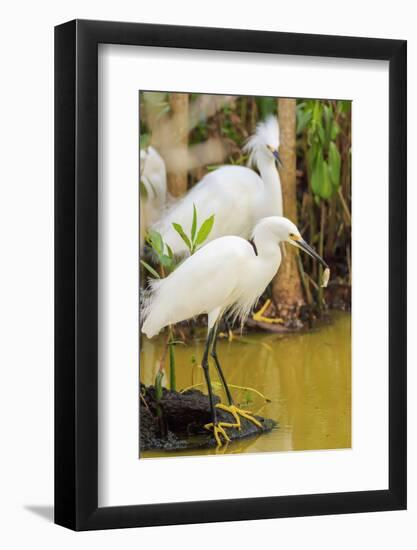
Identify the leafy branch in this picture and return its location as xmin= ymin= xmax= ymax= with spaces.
xmin=172 ymin=203 xmax=215 ymax=255
xmin=140 ymin=229 xmax=176 ymax=279
xmin=140 ymin=205 xmax=215 ymax=393
xmin=297 ymin=100 xmax=348 ymax=201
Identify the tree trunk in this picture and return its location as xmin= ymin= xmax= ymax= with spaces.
xmin=167 ymin=93 xmax=189 ymax=197
xmin=272 ymin=98 xmax=305 ymax=327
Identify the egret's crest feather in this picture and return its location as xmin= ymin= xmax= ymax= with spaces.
xmin=243 ymin=115 xmax=279 ymax=170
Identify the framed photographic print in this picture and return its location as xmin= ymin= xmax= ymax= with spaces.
xmin=55 ymin=19 xmax=407 ymax=530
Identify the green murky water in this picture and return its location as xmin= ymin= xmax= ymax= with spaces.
xmin=140 ymin=311 xmax=351 ymax=457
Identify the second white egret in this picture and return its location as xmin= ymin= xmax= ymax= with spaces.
xmin=150 ymin=116 xmax=283 ymax=255
xmin=140 ymin=146 xmax=168 ymax=246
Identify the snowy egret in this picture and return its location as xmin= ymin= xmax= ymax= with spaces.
xmin=140 ymin=146 xmax=168 ymax=246
xmin=141 ymin=216 xmax=328 ymax=446
xmin=150 ymin=116 xmax=283 ymax=256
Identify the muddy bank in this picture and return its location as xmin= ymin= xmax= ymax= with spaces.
xmin=140 ymin=384 xmax=276 ymax=452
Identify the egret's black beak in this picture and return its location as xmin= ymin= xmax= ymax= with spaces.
xmin=296 ymin=238 xmax=328 ymax=269
xmin=273 ymin=149 xmax=283 ymax=168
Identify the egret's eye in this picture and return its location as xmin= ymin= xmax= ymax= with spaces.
xmin=289 ymin=233 xmax=300 ymax=241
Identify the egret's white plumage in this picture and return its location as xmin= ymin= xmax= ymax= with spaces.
xmin=150 ymin=116 xmax=282 ymax=256
xmin=140 ymin=146 xmax=168 ymax=237
xmin=141 ymin=216 xmax=304 ymax=339
xmin=141 ymin=215 xmax=329 ymax=445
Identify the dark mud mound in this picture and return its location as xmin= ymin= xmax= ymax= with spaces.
xmin=140 ymin=384 xmax=277 ymax=452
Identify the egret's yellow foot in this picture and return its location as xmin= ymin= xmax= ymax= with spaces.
xmin=252 ymin=298 xmax=271 ymax=321
xmin=215 ymin=403 xmax=263 ymax=430
xmin=252 ymin=299 xmax=284 ymax=324
xmin=204 ymin=421 xmax=235 ymax=446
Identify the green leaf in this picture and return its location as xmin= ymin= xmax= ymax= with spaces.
xmin=330 ymin=120 xmax=341 ymax=140
xmin=296 ymin=109 xmax=312 ymax=135
xmin=320 ymin=161 xmax=333 ymax=199
xmin=323 ymin=104 xmax=332 ymax=124
xmin=206 ymin=164 xmax=221 ymax=172
xmin=146 ymin=230 xmax=164 ymax=255
xmin=155 ymin=370 xmax=163 ymax=401
xmin=172 ymin=222 xmax=192 ymax=252
xmin=328 ymin=141 xmax=341 ymax=189
xmin=195 ymin=214 xmax=215 ymax=247
xmin=337 ymin=100 xmax=351 ymax=115
xmin=169 ymin=343 xmax=176 ymax=392
xmin=191 ymin=204 xmax=197 ymax=242
xmin=313 ymin=101 xmax=322 ymax=125
xmin=257 ymin=96 xmax=276 ymax=118
xmin=166 ymin=244 xmax=174 ymax=259
xmin=323 ymin=104 xmax=333 ymax=148
xmin=159 ymin=254 xmax=173 ymax=268
xmin=317 ymin=125 xmax=325 ymax=145
xmin=140 ymin=260 xmax=160 ymax=279
xmin=311 ymin=151 xmax=333 ymax=201
xmin=307 ymin=142 xmax=319 ymax=174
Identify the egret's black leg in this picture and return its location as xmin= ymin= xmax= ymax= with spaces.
xmin=210 ymin=322 xmax=263 ymax=432
xmin=210 ymin=322 xmax=234 ymax=406
xmin=202 ymin=327 xmax=233 ymax=446
xmin=224 ymin=317 xmax=232 ymax=334
xmin=201 ymin=327 xmax=217 ymax=423
xmin=223 ymin=316 xmax=234 ymax=341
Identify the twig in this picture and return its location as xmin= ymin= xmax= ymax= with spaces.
xmin=346 ymin=243 xmax=352 ymax=286
xmin=180 ymin=382 xmax=271 ymax=403
xmin=338 ymin=187 xmax=351 ymax=226
xmin=140 ymin=392 xmax=152 ymax=414
xmin=306 ymin=273 xmax=319 ymax=291
xmin=297 ymin=253 xmax=313 ymax=305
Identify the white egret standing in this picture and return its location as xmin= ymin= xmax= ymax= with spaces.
xmin=141 ymin=216 xmax=329 ymax=446
xmin=150 ymin=116 xmax=283 ymax=255
xmin=140 ymin=146 xmax=168 ymax=247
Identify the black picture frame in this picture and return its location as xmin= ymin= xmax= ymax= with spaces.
xmin=55 ymin=19 xmax=407 ymax=531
